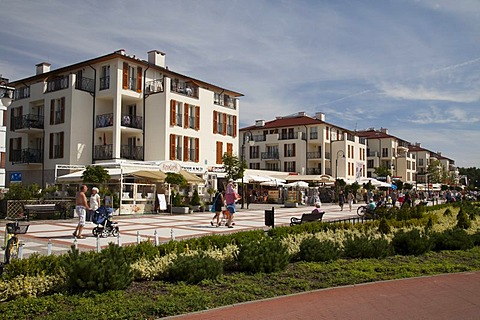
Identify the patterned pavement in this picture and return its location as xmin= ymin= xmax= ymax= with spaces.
xmin=0 ymin=202 xmax=362 ymax=260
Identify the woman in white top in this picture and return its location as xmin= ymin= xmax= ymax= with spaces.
xmin=89 ymin=187 xmax=101 ymax=222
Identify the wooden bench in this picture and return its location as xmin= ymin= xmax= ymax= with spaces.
xmin=290 ymin=211 xmax=325 ymax=226
xmin=23 ymin=203 xmax=68 ymax=221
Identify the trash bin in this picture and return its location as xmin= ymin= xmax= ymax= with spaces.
xmin=265 ymin=207 xmax=274 ymax=227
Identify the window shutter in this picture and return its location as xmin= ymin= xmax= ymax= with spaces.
xmin=195 ymin=138 xmax=199 ymax=162
xmin=136 ymin=67 xmax=142 ymax=92
xmin=170 ymin=100 xmax=176 ymax=126
xmin=213 ymin=111 xmax=218 ymax=134
xmin=0 ymin=152 xmax=5 ymax=168
xmin=59 ymin=132 xmax=64 ymax=158
xmin=49 ymin=133 xmax=53 ymax=159
xmin=50 ymin=99 xmax=55 ymax=125
xmin=3 ymin=110 xmax=7 ymax=127
xmin=169 ymin=134 xmax=176 ymax=160
xmin=233 ymin=115 xmax=237 ymax=137
xmin=222 ymin=113 xmax=227 ymax=135
xmin=184 ymin=104 xmax=189 ymax=129
xmin=183 ymin=136 xmax=189 ymax=161
xmin=216 ymin=141 xmax=223 ymax=164
xmin=195 ymin=106 xmax=200 ymax=130
xmin=122 ymin=62 xmax=128 ymax=89
xmin=10 ymin=109 xmax=14 ymax=131
xmin=227 ymin=143 xmax=233 ymax=156
xmin=60 ymin=97 xmax=65 ymax=123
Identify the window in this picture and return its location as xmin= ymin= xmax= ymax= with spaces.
xmin=100 ymin=65 xmax=110 ymax=90
xmin=170 ymin=100 xmax=183 ymax=127
xmin=50 ymin=97 xmax=65 ymax=125
xmin=49 ymin=132 xmax=64 ymax=159
xmin=213 ymin=111 xmax=236 ymax=136
xmin=249 ymin=145 xmax=259 ymax=159
xmin=284 ymin=143 xmax=295 ymax=157
xmin=169 ymin=134 xmax=182 ymax=160
xmin=185 ymin=104 xmax=200 ymax=130
xmin=310 ymin=127 xmax=318 ymax=139
xmin=419 ymin=158 xmax=424 ymax=166
xmin=8 ymin=137 xmax=21 ymax=162
xmin=249 ymin=163 xmax=260 ymax=169
xmin=382 ymin=148 xmax=388 ymax=157
xmin=184 ymin=137 xmax=199 ymax=162
xmin=367 ymin=159 xmax=374 ymax=168
xmin=10 ymin=106 xmax=23 ymax=130
xmin=284 ymin=161 xmax=296 ymax=172
xmin=326 ymin=127 xmax=329 ymax=140
xmin=122 ymin=62 xmax=142 ymax=92
xmin=266 ymin=163 xmax=279 ymax=171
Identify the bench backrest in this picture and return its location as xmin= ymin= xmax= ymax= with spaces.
xmin=301 ymin=211 xmax=324 ymax=222
xmin=24 ymin=204 xmax=57 ymax=211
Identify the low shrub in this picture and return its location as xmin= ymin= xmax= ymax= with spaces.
xmin=236 ymin=237 xmax=289 ymax=273
xmin=377 ymin=217 xmax=391 ymax=235
xmin=342 ymin=234 xmax=392 ymax=259
xmin=299 ymin=237 xmax=340 ymax=262
xmin=0 ymin=274 xmax=63 ymax=302
xmin=167 ymin=252 xmax=223 ymax=284
xmin=1 ymin=253 xmax=66 ymax=280
xmin=123 ymin=240 xmax=160 ymax=264
xmin=456 ymin=208 xmax=472 ymax=229
xmin=431 ymin=228 xmax=474 ymax=251
xmin=391 ymin=229 xmax=432 ymax=256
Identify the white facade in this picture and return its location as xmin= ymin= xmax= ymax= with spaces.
xmin=240 ymin=112 xmax=367 ymax=181
xmin=6 ymin=50 xmax=242 ymax=187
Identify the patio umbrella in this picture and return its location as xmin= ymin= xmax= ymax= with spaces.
xmin=285 ymin=181 xmax=309 ymax=188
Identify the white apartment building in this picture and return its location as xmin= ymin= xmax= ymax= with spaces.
xmin=239 ymin=112 xmax=367 ymax=181
xmin=356 ymin=128 xmax=418 ymax=183
xmin=0 ymin=77 xmax=11 ymax=189
xmin=409 ymin=143 xmax=457 ymax=184
xmin=6 ymin=49 xmax=242 ymax=187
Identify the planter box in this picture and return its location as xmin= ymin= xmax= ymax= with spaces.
xmin=171 ymin=206 xmax=190 ymax=214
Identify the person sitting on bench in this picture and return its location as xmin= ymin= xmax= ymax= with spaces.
xmin=311 ymin=202 xmax=322 ymax=214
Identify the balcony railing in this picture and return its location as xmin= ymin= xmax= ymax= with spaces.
xmin=121 ymin=145 xmax=143 ymax=161
xmin=75 ymin=76 xmax=94 ymax=93
xmin=214 ymin=93 xmax=236 ymax=108
xmin=99 ymin=76 xmax=110 ymax=90
xmin=13 ymin=114 xmax=44 ymax=130
xmin=96 ymin=114 xmax=113 ymax=128
xmin=307 ymin=151 xmax=321 ymax=159
xmin=253 ymin=134 xmax=266 ymax=142
xmin=145 ymin=78 xmax=164 ymax=94
xmin=261 ymin=152 xmax=279 ymax=160
xmin=171 ymin=81 xmax=198 ymax=98
xmin=307 ymin=168 xmax=322 ymax=174
xmin=46 ymin=76 xmax=69 ymax=92
xmin=279 ymin=132 xmax=303 ymax=140
xmin=14 ymin=86 xmax=30 ymax=100
xmin=121 ymin=115 xmax=143 ymax=129
xmin=94 ymin=144 xmax=113 ymax=160
xmin=11 ymin=148 xmax=42 ymax=164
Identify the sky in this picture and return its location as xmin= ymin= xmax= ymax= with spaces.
xmin=1 ymin=0 xmax=479 ymax=168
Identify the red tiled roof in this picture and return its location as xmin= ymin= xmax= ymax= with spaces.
xmin=240 ymin=115 xmax=351 ymax=132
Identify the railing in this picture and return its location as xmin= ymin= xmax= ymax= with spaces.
xmin=46 ymin=76 xmax=69 ymax=92
xmin=99 ymin=76 xmax=110 ymax=90
xmin=214 ymin=93 xmax=236 ymax=108
xmin=171 ymin=81 xmax=198 ymax=98
xmin=96 ymin=113 xmax=113 ymax=128
xmin=145 ymin=78 xmax=164 ymax=94
xmin=307 ymin=151 xmax=321 ymax=159
xmin=279 ymin=132 xmax=302 ymax=140
xmin=121 ymin=145 xmax=143 ymax=160
xmin=261 ymin=152 xmax=279 ymax=160
xmin=94 ymin=144 xmax=113 ymax=160
xmin=13 ymin=114 xmax=44 ymax=130
xmin=121 ymin=115 xmax=143 ymax=129
xmin=307 ymin=168 xmax=322 ymax=174
xmin=11 ymin=148 xmax=42 ymax=164
xmin=75 ymin=76 xmax=94 ymax=93
xmin=253 ymin=134 xmax=266 ymax=142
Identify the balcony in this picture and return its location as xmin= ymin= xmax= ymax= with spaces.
xmin=145 ymin=78 xmax=164 ymax=94
xmin=11 ymin=148 xmax=42 ymax=164
xmin=214 ymin=92 xmax=236 ymax=108
xmin=96 ymin=113 xmax=113 ymax=128
xmin=171 ymin=81 xmax=198 ymax=98
xmin=279 ymin=132 xmax=304 ymax=140
xmin=121 ymin=145 xmax=143 ymax=161
xmin=121 ymin=115 xmax=143 ymax=129
xmin=75 ymin=76 xmax=94 ymax=93
xmin=94 ymin=144 xmax=113 ymax=160
xmin=46 ymin=76 xmax=69 ymax=92
xmin=307 ymin=151 xmax=321 ymax=159
xmin=13 ymin=114 xmax=44 ymax=130
xmin=14 ymin=86 xmax=30 ymax=100
xmin=261 ymin=152 xmax=279 ymax=160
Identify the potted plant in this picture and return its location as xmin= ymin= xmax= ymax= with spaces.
xmin=190 ymin=188 xmax=202 ymax=212
xmin=170 ymin=190 xmax=189 ymax=214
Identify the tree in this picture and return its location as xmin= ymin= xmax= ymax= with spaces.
xmin=82 ymin=166 xmax=111 ymax=185
xmin=222 ymin=153 xmax=244 ymax=181
xmin=374 ymin=166 xmax=391 ymax=178
xmin=165 ymin=173 xmax=188 ymax=188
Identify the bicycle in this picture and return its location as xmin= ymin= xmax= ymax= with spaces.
xmin=2 ymin=219 xmax=29 ymax=265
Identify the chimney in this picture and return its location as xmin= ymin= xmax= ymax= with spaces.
xmin=36 ymin=62 xmax=51 ymax=75
xmin=415 ymin=142 xmax=421 ymax=147
xmin=255 ymin=120 xmax=265 ymax=127
xmin=380 ymin=127 xmax=388 ymax=134
xmin=148 ymin=50 xmax=166 ymax=68
xmin=315 ymin=112 xmax=325 ymax=121
xmin=115 ymin=49 xmax=126 ymax=55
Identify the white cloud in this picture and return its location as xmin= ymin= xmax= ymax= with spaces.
xmin=380 ymin=84 xmax=480 ymax=103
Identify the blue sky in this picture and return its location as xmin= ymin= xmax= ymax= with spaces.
xmin=1 ymin=0 xmax=479 ymax=168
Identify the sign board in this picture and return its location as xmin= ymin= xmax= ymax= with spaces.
xmin=157 ymin=194 xmax=167 ymax=210
xmin=10 ymin=172 xmax=22 ymax=183
xmin=158 ymin=161 xmax=181 ymax=173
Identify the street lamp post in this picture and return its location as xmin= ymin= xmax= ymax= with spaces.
xmin=0 ymin=79 xmax=15 ymax=107
xmin=335 ymin=150 xmax=345 ymax=180
xmin=241 ymin=132 xmax=254 ymax=209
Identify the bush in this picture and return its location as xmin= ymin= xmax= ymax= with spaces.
xmin=456 ymin=209 xmax=471 ymax=229
xmin=342 ymin=234 xmax=392 ymax=259
xmin=377 ymin=218 xmax=391 ymax=235
xmin=1 ymin=253 xmax=66 ymax=281
xmin=391 ymin=229 xmax=432 ymax=256
xmin=123 ymin=241 xmax=160 ymax=264
xmin=64 ymin=244 xmax=132 ymax=293
xmin=431 ymin=229 xmax=474 ymax=251
xmin=167 ymin=252 xmax=223 ymax=284
xmin=236 ymin=238 xmax=289 ymax=273
xmin=299 ymin=237 xmax=340 ymax=262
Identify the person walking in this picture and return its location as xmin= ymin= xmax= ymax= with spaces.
xmin=89 ymin=187 xmax=101 ymax=223
xmin=210 ymin=190 xmax=224 ymax=227
xmin=73 ymin=185 xmax=90 ymax=239
xmin=225 ymin=179 xmax=240 ymax=228
xmin=347 ymin=191 xmax=354 ymax=212
xmin=338 ymin=190 xmax=345 ymax=211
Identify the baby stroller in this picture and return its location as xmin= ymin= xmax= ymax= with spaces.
xmin=92 ymin=206 xmax=119 ymax=238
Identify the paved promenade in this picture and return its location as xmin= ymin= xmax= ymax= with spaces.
xmin=0 ymin=202 xmax=361 ymax=259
